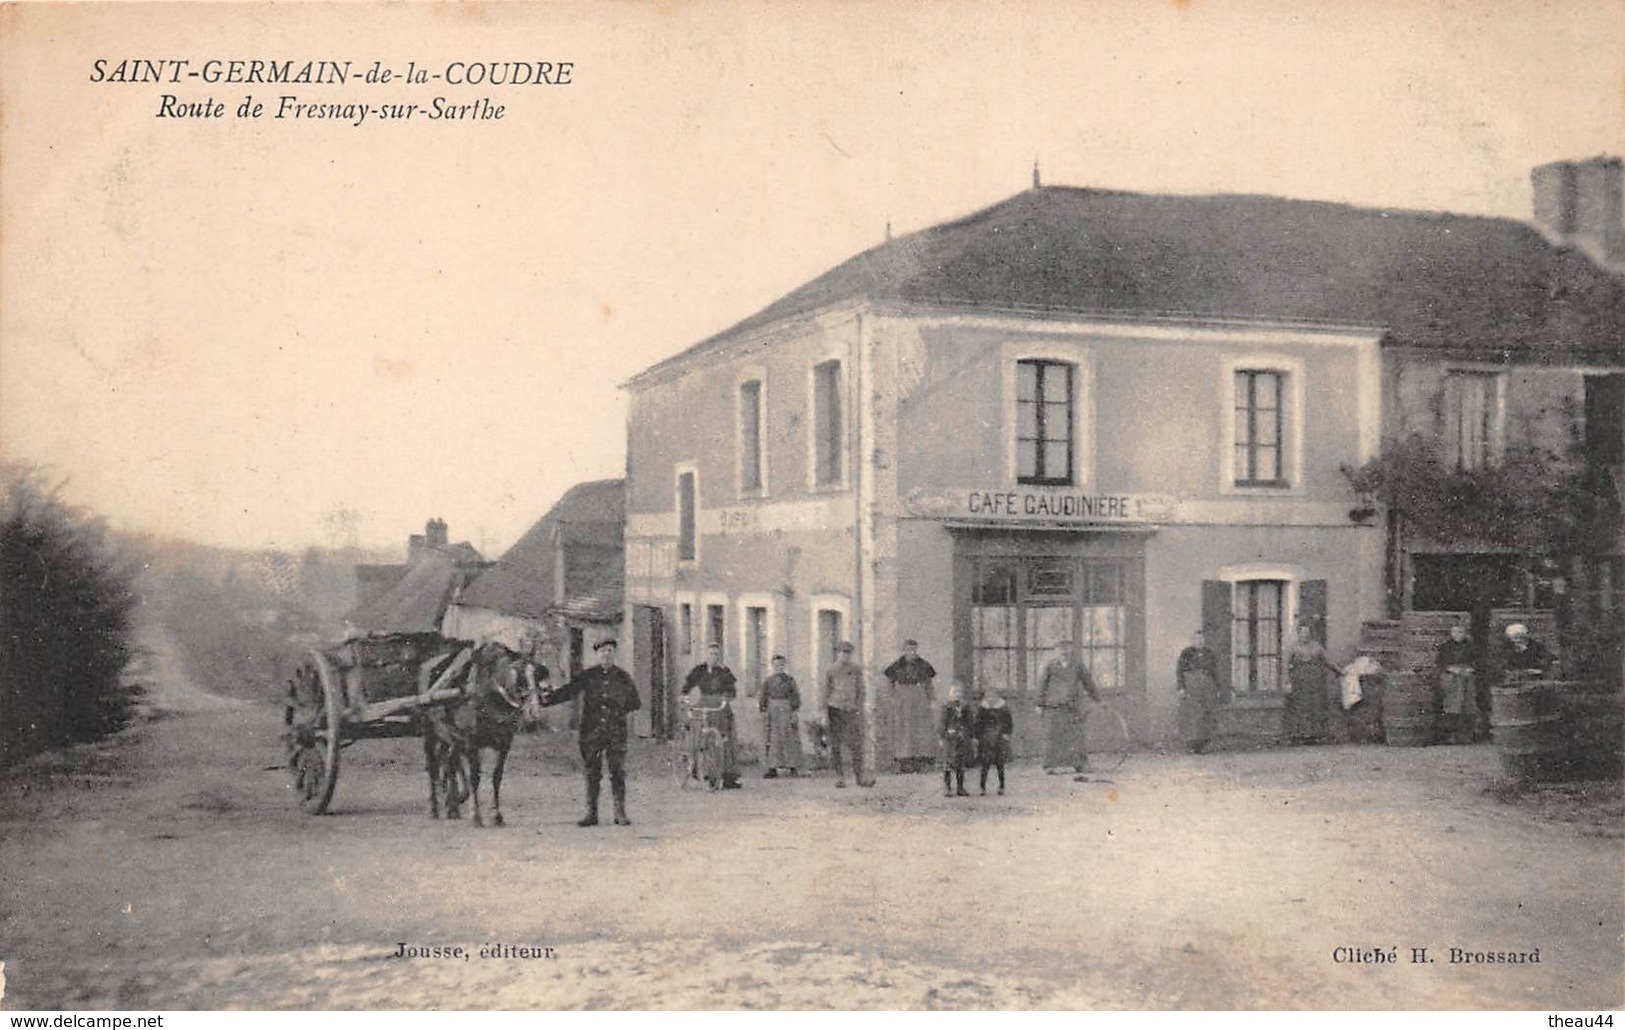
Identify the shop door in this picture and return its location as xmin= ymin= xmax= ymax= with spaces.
xmin=959 ymin=550 xmax=1143 ymax=758
xmin=634 ymin=606 xmax=670 ymax=739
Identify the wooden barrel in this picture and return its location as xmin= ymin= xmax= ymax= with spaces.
xmin=1553 ymin=684 xmax=1624 ymax=780
xmin=1491 ymin=681 xmax=1564 ymax=781
xmin=1383 ymin=672 xmax=1435 ymax=746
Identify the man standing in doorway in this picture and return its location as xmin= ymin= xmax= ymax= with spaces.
xmin=682 ymin=640 xmax=741 ymax=789
xmin=1037 ymin=641 xmax=1099 ymax=779
xmin=538 ymin=638 xmax=641 ymax=827
xmin=822 ymin=640 xmax=874 ymax=788
xmin=884 ymin=639 xmax=937 ymax=773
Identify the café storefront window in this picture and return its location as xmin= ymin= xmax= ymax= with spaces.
xmin=957 ymin=537 xmax=1144 ymax=705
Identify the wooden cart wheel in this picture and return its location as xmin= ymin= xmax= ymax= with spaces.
xmin=284 ymin=649 xmax=343 ymax=814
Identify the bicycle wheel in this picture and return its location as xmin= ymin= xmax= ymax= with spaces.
xmin=1082 ymin=704 xmax=1131 ymax=773
xmin=696 ymin=729 xmax=724 ymax=791
xmin=672 ymin=735 xmax=697 ymax=789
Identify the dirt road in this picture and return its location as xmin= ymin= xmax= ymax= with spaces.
xmin=1 ymin=627 xmax=1620 ymax=1010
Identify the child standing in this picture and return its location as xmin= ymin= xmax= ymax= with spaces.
xmin=939 ymin=681 xmax=976 ymax=797
xmin=975 ymin=690 xmax=1014 ymax=795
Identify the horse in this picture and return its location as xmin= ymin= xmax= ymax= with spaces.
xmin=419 ymin=641 xmax=544 ymax=827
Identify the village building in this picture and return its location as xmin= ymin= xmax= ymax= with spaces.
xmin=1371 ymin=159 xmax=1624 ymax=682
xmin=346 ymin=518 xmax=487 ymax=638
xmin=620 ymin=173 xmax=1625 ymax=763
xmin=443 ymin=479 xmax=625 ymax=679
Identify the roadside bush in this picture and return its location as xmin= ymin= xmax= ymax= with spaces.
xmin=1 ymin=466 xmax=139 ymax=766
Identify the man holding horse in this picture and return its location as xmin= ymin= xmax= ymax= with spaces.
xmin=538 ymin=638 xmax=642 ymax=827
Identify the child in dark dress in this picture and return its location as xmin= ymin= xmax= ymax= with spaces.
xmin=975 ymin=690 xmax=1014 ymax=795
xmin=939 ymin=681 xmax=976 ymax=797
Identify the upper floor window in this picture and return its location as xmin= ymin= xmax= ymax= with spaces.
xmin=1234 ymin=370 xmax=1286 ymax=486
xmin=739 ymin=378 xmax=764 ymax=494
xmin=813 ymin=360 xmax=844 ymax=487
xmin=1445 ymin=370 xmax=1502 ymax=471
xmin=676 ymin=470 xmax=697 ymax=562
xmin=1017 ymin=359 xmax=1075 ymax=485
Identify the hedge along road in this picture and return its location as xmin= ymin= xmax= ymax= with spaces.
xmin=0 ymin=623 xmax=1619 ymax=1010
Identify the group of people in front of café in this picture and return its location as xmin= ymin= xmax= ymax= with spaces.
xmin=536 ymin=617 xmax=1553 ymax=827
xmin=1172 ymin=617 xmax=1556 ymax=753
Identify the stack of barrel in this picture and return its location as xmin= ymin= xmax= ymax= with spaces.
xmin=1383 ymin=672 xmax=1434 ymax=746
xmin=1556 ymin=683 xmax=1625 ymax=780
xmin=1353 ymin=620 xmax=1402 ymax=743
xmin=1380 ymin=611 xmax=1466 ymax=746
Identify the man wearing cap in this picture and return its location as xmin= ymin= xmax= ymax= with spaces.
xmin=821 ymin=641 xmax=874 ymax=788
xmin=537 ymin=638 xmax=642 ymax=827
xmin=682 ymin=640 xmax=741 ymax=789
xmin=884 ymin=639 xmax=937 ymax=773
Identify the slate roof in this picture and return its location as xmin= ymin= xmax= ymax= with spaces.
xmin=453 ymin=480 xmax=625 ymax=622
xmin=630 ymin=185 xmax=1625 ymax=382
xmin=454 ymin=515 xmax=555 ymax=620
xmin=346 ymin=550 xmax=476 ymax=636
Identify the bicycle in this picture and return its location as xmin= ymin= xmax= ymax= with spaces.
xmin=1078 ymin=698 xmax=1132 ymax=775
xmin=671 ymin=698 xmax=729 ymax=791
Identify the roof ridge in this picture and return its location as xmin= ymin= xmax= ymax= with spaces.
xmin=624 ymin=184 xmax=1624 ymax=385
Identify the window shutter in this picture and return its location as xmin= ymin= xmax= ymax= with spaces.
xmin=1201 ymin=580 xmax=1232 ymax=699
xmin=1299 ymin=579 xmax=1329 ymax=644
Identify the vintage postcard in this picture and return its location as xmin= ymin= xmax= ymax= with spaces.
xmin=1 ymin=0 xmax=1621 ymax=1015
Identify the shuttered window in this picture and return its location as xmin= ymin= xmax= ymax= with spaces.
xmin=739 ymin=379 xmax=764 ymax=493
xmin=1232 ymin=580 xmax=1285 ymax=694
xmin=1446 ymin=371 xmax=1501 ymax=471
xmin=813 ymin=360 xmax=843 ymax=487
xmin=676 ymin=470 xmax=696 ymax=562
xmin=1234 ymin=371 xmax=1286 ymax=486
xmin=1017 ymin=360 xmax=1075 ymax=485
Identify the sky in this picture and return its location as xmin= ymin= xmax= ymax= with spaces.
xmin=2 ymin=0 xmax=1622 ymax=557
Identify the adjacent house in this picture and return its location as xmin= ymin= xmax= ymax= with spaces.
xmin=619 ymin=172 xmax=1625 ymax=762
xmin=443 ymin=480 xmax=625 ymax=680
xmin=345 ymin=518 xmax=487 ymax=638
xmin=1368 ymin=161 xmax=1624 ymax=681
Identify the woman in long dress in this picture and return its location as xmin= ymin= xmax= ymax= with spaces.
xmin=884 ymin=641 xmax=937 ymax=772
xmin=1176 ymin=630 xmax=1223 ymax=753
xmin=1284 ymin=622 xmax=1339 ymax=745
xmin=758 ymin=655 xmax=805 ymax=777
xmin=1435 ymin=622 xmax=1477 ymax=745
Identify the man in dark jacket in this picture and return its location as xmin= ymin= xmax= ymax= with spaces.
xmin=682 ymin=641 xmax=740 ymax=788
xmin=539 ymin=638 xmax=642 ymax=827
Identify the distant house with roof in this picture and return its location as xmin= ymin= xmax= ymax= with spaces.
xmin=345 ymin=518 xmax=487 ymax=638
xmin=443 ymin=480 xmax=625 ymax=680
xmin=618 ymin=166 xmax=1624 ymax=760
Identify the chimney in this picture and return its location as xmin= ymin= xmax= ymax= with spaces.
xmin=427 ymin=517 xmax=449 ymax=548
xmin=1532 ymin=156 xmax=1625 ymax=266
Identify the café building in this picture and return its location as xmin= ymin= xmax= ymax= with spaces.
xmin=618 ymin=183 xmax=1441 ymax=758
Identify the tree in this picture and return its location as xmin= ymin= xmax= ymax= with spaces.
xmin=0 ymin=466 xmax=139 ymax=765
xmin=1342 ymin=434 xmax=1589 ymax=558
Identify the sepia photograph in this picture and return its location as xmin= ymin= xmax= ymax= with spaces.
xmin=1 ymin=0 xmax=1621 ymax=1015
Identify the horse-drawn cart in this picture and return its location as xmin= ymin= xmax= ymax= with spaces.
xmin=282 ymin=633 xmax=476 ymax=814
